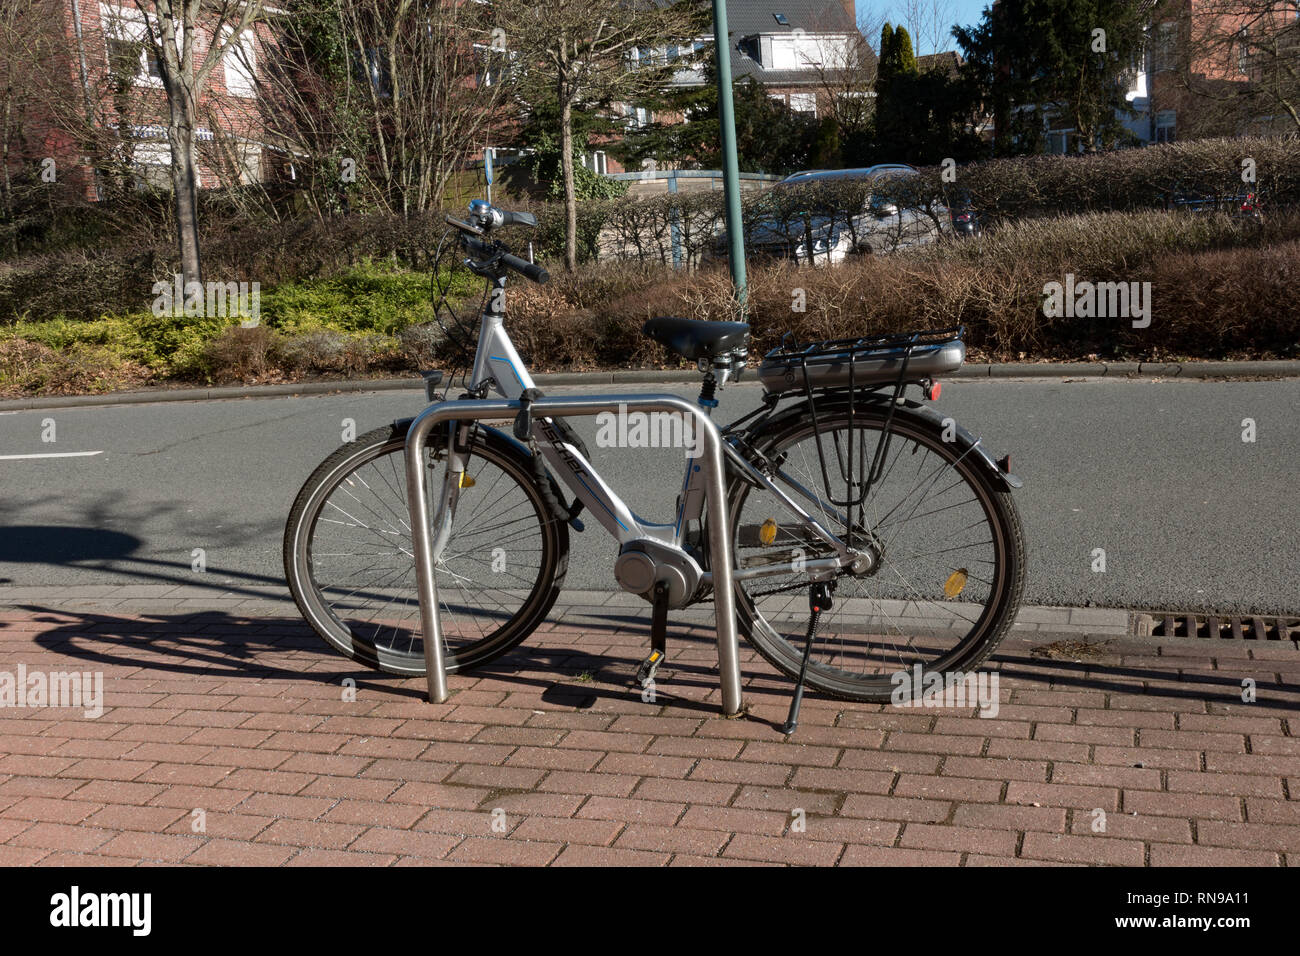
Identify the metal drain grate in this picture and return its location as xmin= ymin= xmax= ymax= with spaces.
xmin=1134 ymin=612 xmax=1300 ymax=642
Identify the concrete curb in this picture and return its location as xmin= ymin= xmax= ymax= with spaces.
xmin=2 ymin=359 xmax=1298 ymax=412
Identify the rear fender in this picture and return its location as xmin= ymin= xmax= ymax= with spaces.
xmin=751 ymin=394 xmax=1022 ymax=491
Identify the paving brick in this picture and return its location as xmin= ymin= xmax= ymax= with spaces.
xmin=678 ymin=806 xmax=790 ymax=837
xmin=1 ymin=796 xmax=102 ymax=825
xmin=350 ymin=827 xmax=460 ymax=859
xmin=511 ymin=816 xmax=625 ymax=846
xmin=788 ymin=767 xmax=894 ymax=793
xmin=1006 ymin=781 xmax=1120 ymax=811
xmin=449 ymin=837 xmax=561 ymax=866
xmin=951 ymin=802 xmax=1066 ymax=832
xmin=1021 ymin=831 xmax=1143 ymax=865
xmin=1148 ymin=844 xmax=1280 ymax=867
xmin=83 ymin=804 xmax=189 ymax=832
xmin=722 ymin=834 xmax=843 ymax=866
xmin=96 ymin=831 xmax=203 ymax=862
xmin=11 ymin=822 xmax=117 ymax=853
xmin=1195 ymin=821 xmax=1300 ymax=853
xmin=633 ymin=777 xmax=735 ymax=805
xmin=1122 ymin=789 xmax=1243 ymax=821
xmin=900 ymin=823 xmax=1017 ymax=856
xmin=321 ymin=800 xmax=427 ymax=830
xmin=839 ymin=845 xmax=960 ymax=866
xmin=576 ymin=796 xmax=685 ymax=826
xmin=185 ymin=840 xmax=298 ymax=866
xmin=254 ymin=819 xmax=367 ymax=850
xmin=895 ymin=775 xmax=1002 ymax=803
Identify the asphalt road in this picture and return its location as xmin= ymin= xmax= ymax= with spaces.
xmin=0 ymin=376 xmax=1297 ymax=614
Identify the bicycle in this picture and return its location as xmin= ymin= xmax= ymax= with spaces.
xmin=284 ymin=199 xmax=1026 ymax=718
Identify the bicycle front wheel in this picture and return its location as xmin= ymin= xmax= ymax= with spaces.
xmin=284 ymin=422 xmax=568 ymax=675
xmin=730 ymin=405 xmax=1024 ymax=702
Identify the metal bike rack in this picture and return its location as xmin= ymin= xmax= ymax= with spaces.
xmin=404 ymin=394 xmax=744 ymax=717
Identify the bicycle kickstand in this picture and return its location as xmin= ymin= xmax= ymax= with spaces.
xmin=635 ymin=582 xmax=670 ymax=688
xmin=782 ymin=582 xmax=833 ymax=736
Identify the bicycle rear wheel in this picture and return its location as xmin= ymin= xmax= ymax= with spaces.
xmin=284 ymin=422 xmax=568 ymax=675
xmin=729 ymin=405 xmax=1024 ymax=702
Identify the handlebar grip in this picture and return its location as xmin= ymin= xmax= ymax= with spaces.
xmin=500 ymin=210 xmax=538 ymax=228
xmin=501 ymin=252 xmax=549 ymax=284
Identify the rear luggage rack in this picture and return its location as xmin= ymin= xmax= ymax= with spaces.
xmin=755 ymin=327 xmax=966 ymax=540
xmin=759 ymin=325 xmax=965 ymax=396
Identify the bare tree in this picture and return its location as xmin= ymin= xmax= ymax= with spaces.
xmin=496 ymin=0 xmax=706 ymax=271
xmin=804 ymin=22 xmax=883 ymax=148
xmin=129 ymin=0 xmax=266 ymax=286
xmin=891 ymin=0 xmax=959 ymax=57
xmin=1163 ymin=0 xmax=1300 ymax=136
xmin=256 ymin=0 xmax=517 ymax=221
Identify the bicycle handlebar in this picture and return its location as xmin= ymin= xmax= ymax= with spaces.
xmin=500 ymin=252 xmax=549 ymax=284
xmin=446 ymin=214 xmax=549 ymax=285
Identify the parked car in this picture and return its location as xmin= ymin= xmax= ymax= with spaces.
xmin=1167 ymin=187 xmax=1265 ymax=223
xmin=947 ymin=188 xmax=982 ymax=238
xmin=709 ymin=165 xmax=952 ymax=266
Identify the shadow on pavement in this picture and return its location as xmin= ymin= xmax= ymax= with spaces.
xmin=10 ymin=605 xmax=1297 ymax=717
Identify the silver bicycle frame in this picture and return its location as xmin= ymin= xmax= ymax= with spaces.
xmin=466 ymin=309 xmax=855 ymax=573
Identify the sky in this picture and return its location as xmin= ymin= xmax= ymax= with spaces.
xmin=855 ymin=0 xmax=994 ymax=55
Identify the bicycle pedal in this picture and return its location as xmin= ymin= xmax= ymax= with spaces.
xmin=635 ymin=648 xmax=667 ymax=686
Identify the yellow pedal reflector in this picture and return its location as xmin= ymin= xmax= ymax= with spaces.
xmin=458 ymin=473 xmax=476 ymax=488
xmin=944 ymin=568 xmax=969 ymax=599
xmin=759 ymin=518 xmax=778 ymax=546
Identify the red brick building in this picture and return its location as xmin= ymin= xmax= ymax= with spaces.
xmin=7 ymin=1 xmax=275 ymax=200
xmin=1146 ymin=0 xmax=1300 ymax=141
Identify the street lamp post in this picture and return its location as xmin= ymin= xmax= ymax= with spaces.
xmin=710 ymin=0 xmax=747 ymax=314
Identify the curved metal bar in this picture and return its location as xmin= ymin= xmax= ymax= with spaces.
xmin=405 ymin=393 xmax=743 ymax=716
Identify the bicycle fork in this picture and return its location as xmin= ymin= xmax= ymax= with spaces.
xmin=428 ymin=420 xmax=474 ymax=562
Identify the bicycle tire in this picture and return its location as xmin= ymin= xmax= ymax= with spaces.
xmin=728 ymin=405 xmax=1024 ymax=702
xmin=284 ymin=421 xmax=568 ymax=675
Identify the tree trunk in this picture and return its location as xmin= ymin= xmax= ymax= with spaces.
xmin=559 ymin=78 xmax=577 ymax=272
xmin=168 ymin=96 xmax=203 ymax=289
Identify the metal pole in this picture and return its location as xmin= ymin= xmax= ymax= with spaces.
xmin=668 ymin=172 xmax=683 ymax=269
xmin=406 ymin=415 xmax=450 ymax=704
xmin=710 ymin=0 xmax=748 ymax=313
xmin=404 ymin=394 xmax=744 ymax=716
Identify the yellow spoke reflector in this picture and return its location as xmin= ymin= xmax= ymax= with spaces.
xmin=759 ymin=518 xmax=778 ymax=546
xmin=943 ymin=568 xmax=968 ymax=599
xmin=459 ymin=473 xmax=476 ymax=488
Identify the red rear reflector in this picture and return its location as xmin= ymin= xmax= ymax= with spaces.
xmin=924 ymin=382 xmax=942 ymax=401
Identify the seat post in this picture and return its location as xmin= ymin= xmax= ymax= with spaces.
xmin=696 ymin=368 xmax=719 ymax=415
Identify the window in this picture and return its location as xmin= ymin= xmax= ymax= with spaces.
xmin=773 ymin=13 xmax=789 ymax=25
xmin=1237 ymin=27 xmax=1250 ymax=74
xmin=102 ymin=5 xmax=164 ymax=86
xmin=223 ymin=28 xmax=256 ymax=97
xmin=1155 ymin=110 xmax=1176 ymax=143
xmin=235 ymin=143 xmax=261 ymax=184
xmin=1152 ymin=21 xmax=1176 ymax=72
xmin=132 ymin=142 xmax=170 ymax=189
xmin=787 ymin=92 xmax=816 ymax=114
xmin=583 ymin=151 xmax=608 ymax=175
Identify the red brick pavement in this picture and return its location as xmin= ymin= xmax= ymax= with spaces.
xmin=0 ymin=605 xmax=1297 ymax=866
